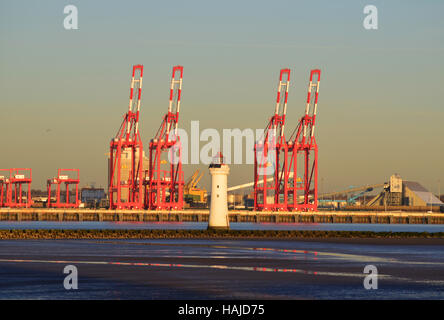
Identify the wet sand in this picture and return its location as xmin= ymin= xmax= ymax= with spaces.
xmin=0 ymin=238 xmax=443 ymax=299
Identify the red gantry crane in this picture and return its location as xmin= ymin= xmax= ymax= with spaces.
xmin=254 ymin=69 xmax=291 ymax=211
xmin=47 ymin=169 xmax=80 ymax=208
xmin=0 ymin=169 xmax=9 ymax=207
xmin=1 ymin=168 xmax=33 ymax=208
xmin=109 ymin=65 xmax=144 ymax=209
xmin=287 ymin=69 xmax=321 ymax=211
xmin=146 ymin=66 xmax=184 ymax=210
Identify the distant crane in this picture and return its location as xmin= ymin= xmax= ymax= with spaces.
xmin=319 ymin=184 xmax=384 ymax=200
xmin=184 ymin=170 xmax=207 ymax=205
xmin=109 ymin=65 xmax=144 ymax=209
xmin=287 ymin=69 xmax=321 ymax=211
xmin=185 ymin=170 xmax=202 ymax=189
xmin=254 ymin=69 xmax=291 ymax=211
xmin=47 ymin=169 xmax=80 ymax=208
xmin=0 ymin=168 xmax=32 ymax=208
xmin=146 ymin=66 xmax=184 ymax=210
xmin=253 ymin=69 xmax=322 ymax=212
xmin=318 ymin=184 xmax=384 ymax=206
xmin=347 ymin=187 xmax=374 ymax=205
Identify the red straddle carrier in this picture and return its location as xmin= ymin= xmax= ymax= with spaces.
xmin=2 ymin=168 xmax=33 ymax=208
xmin=47 ymin=169 xmax=80 ymax=208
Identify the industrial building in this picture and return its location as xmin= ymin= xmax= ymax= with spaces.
xmin=108 ymin=148 xmax=149 ymax=203
xmin=314 ymin=174 xmax=443 ymax=212
xmin=81 ymin=187 xmax=107 ymax=208
xmin=402 ymin=181 xmax=442 ymax=207
xmin=366 ymin=174 xmax=442 ymax=209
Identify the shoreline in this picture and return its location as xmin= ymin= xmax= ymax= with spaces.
xmin=1 ymin=229 xmax=444 ymax=244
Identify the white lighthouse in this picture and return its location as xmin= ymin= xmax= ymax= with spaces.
xmin=208 ymin=153 xmax=230 ymax=230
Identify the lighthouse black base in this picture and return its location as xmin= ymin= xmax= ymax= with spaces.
xmin=207 ymin=225 xmax=230 ymax=231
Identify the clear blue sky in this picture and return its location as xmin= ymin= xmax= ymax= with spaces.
xmin=0 ymin=0 xmax=443 ymax=193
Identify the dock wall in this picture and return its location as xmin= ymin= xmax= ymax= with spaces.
xmin=0 ymin=209 xmax=443 ymax=224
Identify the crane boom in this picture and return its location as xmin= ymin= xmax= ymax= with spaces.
xmin=287 ymin=69 xmax=321 ymax=212
xmin=109 ymin=65 xmax=144 ymax=210
xmin=147 ymin=65 xmax=185 ymax=210
xmin=253 ymin=69 xmax=291 ymax=211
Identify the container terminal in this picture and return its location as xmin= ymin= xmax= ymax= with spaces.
xmin=1 ymin=65 xmax=443 ymax=223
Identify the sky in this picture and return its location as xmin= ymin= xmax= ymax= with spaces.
xmin=0 ymin=0 xmax=443 ymax=194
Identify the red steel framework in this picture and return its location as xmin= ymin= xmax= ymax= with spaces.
xmin=0 ymin=168 xmax=33 ymax=208
xmin=109 ymin=65 xmax=144 ymax=209
xmin=0 ymin=169 xmax=8 ymax=207
xmin=47 ymin=169 xmax=80 ymax=208
xmin=254 ymin=69 xmax=291 ymax=211
xmin=287 ymin=69 xmax=321 ymax=211
xmin=146 ymin=65 xmax=184 ymax=210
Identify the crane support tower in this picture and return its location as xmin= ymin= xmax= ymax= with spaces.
xmin=287 ymin=69 xmax=321 ymax=211
xmin=0 ymin=169 xmax=9 ymax=207
xmin=47 ymin=169 xmax=80 ymax=208
xmin=1 ymin=168 xmax=33 ymax=208
xmin=109 ymin=65 xmax=144 ymax=209
xmin=146 ymin=65 xmax=184 ymax=210
xmin=254 ymin=69 xmax=290 ymax=211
